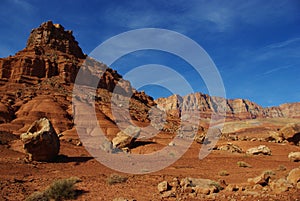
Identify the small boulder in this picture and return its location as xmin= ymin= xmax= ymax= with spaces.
xmin=217 ymin=143 xmax=243 ymax=153
xmin=288 ymin=152 xmax=300 ymax=162
xmin=180 ymin=177 xmax=221 ymax=195
xmin=247 ymin=172 xmax=270 ymax=186
xmin=157 ymin=181 xmax=169 ymax=193
xmin=112 ymin=125 xmax=140 ymax=149
xmin=20 ymin=118 xmax=60 ymax=161
xmin=287 ymin=168 xmax=300 ymax=185
xmin=246 ymin=145 xmax=271 ymax=156
xmin=265 ymin=131 xmax=284 ymax=143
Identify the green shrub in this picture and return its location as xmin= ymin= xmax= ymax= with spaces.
xmin=107 ymin=174 xmax=128 ymax=185
xmin=45 ymin=177 xmax=80 ymax=200
xmin=26 ymin=177 xmax=81 ymax=201
xmin=218 ymin=170 xmax=229 ymax=176
xmin=26 ymin=191 xmax=49 ymax=201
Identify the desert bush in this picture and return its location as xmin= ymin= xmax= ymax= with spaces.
xmin=237 ymin=161 xmax=251 ymax=168
xmin=45 ymin=177 xmax=80 ymax=200
xmin=209 ymin=181 xmax=223 ymax=191
xmin=263 ymin=170 xmax=276 ymax=176
xmin=107 ymin=174 xmax=128 ymax=185
xmin=219 ymin=170 xmax=229 ymax=176
xmin=26 ymin=191 xmax=49 ymax=201
xmin=26 ymin=177 xmax=81 ymax=201
xmin=277 ymin=165 xmax=287 ymax=171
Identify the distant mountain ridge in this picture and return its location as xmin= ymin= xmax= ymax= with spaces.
xmin=155 ymin=93 xmax=300 ymax=120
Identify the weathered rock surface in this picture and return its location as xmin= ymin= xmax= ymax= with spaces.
xmin=112 ymin=126 xmax=141 ymax=149
xmin=279 ymin=123 xmax=300 ymax=145
xmin=20 ymin=118 xmax=60 ymax=161
xmin=0 ymin=21 xmax=155 ymax=137
xmin=216 ymin=143 xmax=243 ymax=153
xmin=270 ymin=178 xmax=293 ymax=193
xmin=247 ymin=172 xmax=271 ymax=186
xmin=157 ymin=181 xmax=169 ymax=193
xmin=287 ymin=168 xmax=300 ymax=185
xmin=288 ymin=152 xmax=300 ymax=162
xmin=155 ymin=92 xmax=300 ymax=120
xmin=246 ymin=145 xmax=272 ymax=155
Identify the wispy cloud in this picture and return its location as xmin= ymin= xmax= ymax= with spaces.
xmin=11 ymin=0 xmax=35 ymax=12
xmin=101 ymin=0 xmax=300 ymax=35
xmin=261 ymin=65 xmax=294 ymax=76
xmin=266 ymin=37 xmax=300 ymax=49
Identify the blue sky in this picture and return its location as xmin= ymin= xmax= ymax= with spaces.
xmin=1 ymin=0 xmax=300 ymax=107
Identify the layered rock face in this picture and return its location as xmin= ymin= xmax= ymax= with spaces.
xmin=0 ymin=21 xmax=154 ymax=136
xmin=156 ymin=92 xmax=300 ymax=120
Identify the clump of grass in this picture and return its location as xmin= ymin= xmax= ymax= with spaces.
xmin=209 ymin=181 xmax=223 ymax=191
xmin=237 ymin=161 xmax=252 ymax=168
xmin=26 ymin=191 xmax=48 ymax=201
xmin=26 ymin=177 xmax=81 ymax=201
xmin=263 ymin=170 xmax=276 ymax=176
xmin=107 ymin=174 xmax=128 ymax=185
xmin=277 ymin=165 xmax=287 ymax=171
xmin=218 ymin=170 xmax=229 ymax=176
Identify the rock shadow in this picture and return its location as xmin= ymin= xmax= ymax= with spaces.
xmin=287 ymin=132 xmax=300 ymax=145
xmin=131 ymin=141 xmax=156 ymax=149
xmin=55 ymin=154 xmax=94 ymax=163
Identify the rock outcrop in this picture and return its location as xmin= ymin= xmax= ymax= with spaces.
xmin=155 ymin=92 xmax=300 ymax=120
xmin=0 ymin=21 xmax=155 ymax=136
xmin=20 ymin=118 xmax=60 ymax=161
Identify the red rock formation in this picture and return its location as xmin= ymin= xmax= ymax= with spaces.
xmin=0 ymin=21 xmax=154 ymax=136
xmin=155 ymin=92 xmax=300 ymax=120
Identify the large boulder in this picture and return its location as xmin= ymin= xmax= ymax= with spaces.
xmin=270 ymin=178 xmax=293 ymax=193
xmin=287 ymin=168 xmax=300 ymax=185
xmin=112 ymin=125 xmax=141 ymax=149
xmin=246 ymin=145 xmax=271 ymax=155
xmin=288 ymin=152 xmax=300 ymax=162
xmin=279 ymin=123 xmax=300 ymax=145
xmin=20 ymin=118 xmax=60 ymax=161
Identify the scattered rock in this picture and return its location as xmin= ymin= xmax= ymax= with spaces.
xmin=113 ymin=198 xmax=136 ymax=201
xmin=288 ymin=152 xmax=300 ymax=162
xmin=279 ymin=123 xmax=300 ymax=145
xmin=225 ymin=184 xmax=239 ymax=192
xmin=112 ymin=126 xmax=140 ymax=149
xmin=157 ymin=181 xmax=169 ymax=193
xmin=20 ymin=118 xmax=60 ymax=161
xmin=181 ymin=177 xmax=221 ymax=195
xmin=265 ymin=131 xmax=284 ymax=143
xmin=270 ymin=178 xmax=293 ymax=193
xmin=160 ymin=190 xmax=176 ymax=198
xmin=217 ymin=143 xmax=243 ymax=153
xmin=247 ymin=172 xmax=270 ymax=186
xmin=287 ymin=167 xmax=300 ymax=185
xmin=246 ymin=145 xmax=271 ymax=155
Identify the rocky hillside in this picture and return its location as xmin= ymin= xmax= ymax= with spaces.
xmin=0 ymin=21 xmax=154 ymax=137
xmin=156 ymin=93 xmax=300 ymax=120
